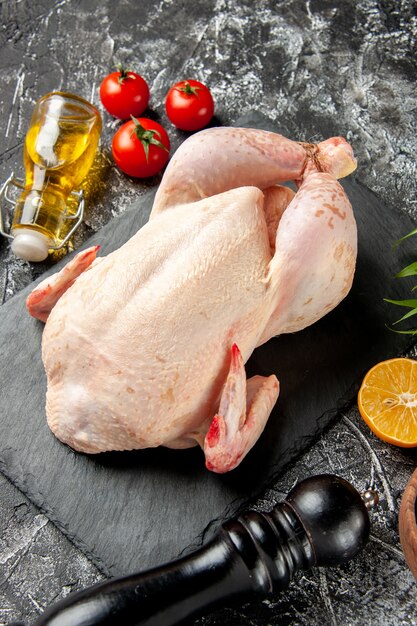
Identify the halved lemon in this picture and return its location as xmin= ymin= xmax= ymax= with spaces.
xmin=358 ymin=358 xmax=417 ymax=447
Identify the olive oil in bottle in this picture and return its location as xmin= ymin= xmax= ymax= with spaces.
xmin=11 ymin=92 xmax=102 ymax=261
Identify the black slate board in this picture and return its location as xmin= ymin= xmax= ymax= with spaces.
xmin=1 ymin=112 xmax=416 ymax=576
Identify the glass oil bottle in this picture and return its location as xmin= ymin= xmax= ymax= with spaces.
xmin=9 ymin=92 xmax=102 ymax=261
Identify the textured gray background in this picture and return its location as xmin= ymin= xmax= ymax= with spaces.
xmin=0 ymin=0 xmax=416 ymax=624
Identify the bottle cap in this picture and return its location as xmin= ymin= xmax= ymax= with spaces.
xmin=11 ymin=228 xmax=50 ymax=262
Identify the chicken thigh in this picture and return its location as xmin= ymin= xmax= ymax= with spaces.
xmin=27 ymin=127 xmax=357 ymax=472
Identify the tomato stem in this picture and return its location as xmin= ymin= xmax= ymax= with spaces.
xmin=116 ymin=63 xmax=136 ymax=84
xmin=130 ymin=116 xmax=169 ymax=163
xmin=177 ymin=81 xmax=201 ymax=97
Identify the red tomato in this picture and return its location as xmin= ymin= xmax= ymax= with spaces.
xmin=165 ymin=80 xmax=214 ymax=131
xmin=100 ymin=66 xmax=150 ymax=119
xmin=112 ymin=117 xmax=170 ymax=178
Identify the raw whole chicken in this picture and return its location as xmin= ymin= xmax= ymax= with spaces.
xmin=26 ymin=127 xmax=357 ymax=473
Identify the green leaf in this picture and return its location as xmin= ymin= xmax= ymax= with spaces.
xmin=396 ymin=261 xmax=417 ymax=278
xmin=393 ymin=227 xmax=417 ymax=248
xmin=384 ymin=298 xmax=417 ymax=329
xmin=386 ymin=326 xmax=417 ymax=335
xmin=386 ymin=224 xmax=417 ymax=332
xmin=393 ymin=307 xmax=417 ymax=325
xmin=384 ymin=298 xmax=417 ymax=309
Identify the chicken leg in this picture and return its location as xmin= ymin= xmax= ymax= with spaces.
xmin=151 ymin=129 xmax=356 ymax=215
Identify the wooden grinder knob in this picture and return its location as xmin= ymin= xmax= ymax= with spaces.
xmin=399 ymin=467 xmax=417 ymax=579
xmin=14 ymin=474 xmax=371 ymax=626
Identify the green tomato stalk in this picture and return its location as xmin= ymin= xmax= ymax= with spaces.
xmin=130 ymin=116 xmax=169 ymax=163
xmin=116 ymin=63 xmax=136 ymax=84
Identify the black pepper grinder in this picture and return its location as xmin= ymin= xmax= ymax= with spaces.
xmin=16 ymin=474 xmax=377 ymax=626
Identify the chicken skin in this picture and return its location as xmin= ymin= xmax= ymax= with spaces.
xmin=27 ymin=127 xmax=357 ymax=472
